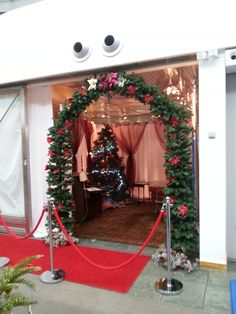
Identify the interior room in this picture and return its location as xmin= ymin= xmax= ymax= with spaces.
xmin=50 ymin=61 xmax=198 ymax=247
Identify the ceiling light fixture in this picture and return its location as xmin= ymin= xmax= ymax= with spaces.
xmin=164 ymin=68 xmax=196 ymax=111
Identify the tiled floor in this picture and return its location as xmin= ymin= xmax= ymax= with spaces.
xmin=80 ymin=238 xmax=235 ymax=314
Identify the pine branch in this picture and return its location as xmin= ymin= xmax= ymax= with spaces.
xmin=0 ymin=294 xmax=37 ymax=313
xmin=14 ymin=255 xmax=43 ymax=270
xmin=0 ymin=255 xmax=42 ymax=312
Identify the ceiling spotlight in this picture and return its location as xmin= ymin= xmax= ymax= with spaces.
xmin=73 ymin=42 xmax=91 ymax=62
xmin=102 ymin=35 xmax=123 ymax=57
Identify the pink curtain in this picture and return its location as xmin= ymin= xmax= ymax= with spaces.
xmin=72 ymin=117 xmax=94 ymax=172
xmin=153 ymin=120 xmax=166 ymax=149
xmin=112 ymin=123 xmax=147 ymax=186
xmin=72 ymin=117 xmax=85 ymax=172
xmin=83 ymin=119 xmax=94 ymax=169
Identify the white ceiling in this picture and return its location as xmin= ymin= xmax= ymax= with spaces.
xmin=51 ymin=62 xmax=198 ymax=124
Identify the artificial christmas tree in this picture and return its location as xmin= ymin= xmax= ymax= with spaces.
xmin=89 ymin=124 xmax=128 ymax=201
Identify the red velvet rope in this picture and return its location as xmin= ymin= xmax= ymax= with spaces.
xmin=0 ymin=209 xmax=46 ymax=240
xmin=54 ymin=208 xmax=164 ymax=270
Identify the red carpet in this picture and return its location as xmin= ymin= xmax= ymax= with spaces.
xmin=0 ymin=234 xmax=150 ymax=293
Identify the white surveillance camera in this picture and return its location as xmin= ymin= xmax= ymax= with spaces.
xmin=73 ymin=42 xmax=91 ymax=62
xmin=230 ymin=52 xmax=236 ymax=61
xmin=102 ymin=35 xmax=123 ymax=57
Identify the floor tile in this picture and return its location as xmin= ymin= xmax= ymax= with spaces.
xmin=227 ymin=261 xmax=236 ymax=272
xmin=76 ymin=239 xmax=234 ymax=313
xmin=204 ymin=284 xmax=231 ymax=313
xmin=202 ymin=306 xmax=230 ymax=314
xmin=208 ymin=270 xmax=236 ymax=288
xmin=161 ymin=280 xmax=206 ymax=309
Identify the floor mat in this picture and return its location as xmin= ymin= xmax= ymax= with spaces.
xmin=0 ymin=234 xmax=150 ymax=293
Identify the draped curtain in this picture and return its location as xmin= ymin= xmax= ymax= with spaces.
xmin=72 ymin=117 xmax=85 ymax=172
xmin=72 ymin=117 xmax=94 ymax=172
xmin=83 ymin=119 xmax=94 ymax=170
xmin=153 ymin=119 xmax=166 ymax=149
xmin=112 ymin=123 xmax=147 ymax=186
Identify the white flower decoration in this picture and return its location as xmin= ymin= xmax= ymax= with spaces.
xmin=87 ymin=78 xmax=97 ymax=90
xmin=117 ymin=76 xmax=126 ymax=88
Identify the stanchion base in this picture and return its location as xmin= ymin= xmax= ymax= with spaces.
xmin=40 ymin=269 xmax=65 ymax=284
xmin=0 ymin=257 xmax=10 ymax=268
xmin=155 ymin=277 xmax=183 ymax=295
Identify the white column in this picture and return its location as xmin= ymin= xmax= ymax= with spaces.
xmin=27 ymin=85 xmax=53 ymax=237
xmin=198 ymin=51 xmax=226 ymax=265
xmin=226 ymin=73 xmax=236 ymax=260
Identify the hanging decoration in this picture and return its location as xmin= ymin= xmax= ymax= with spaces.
xmin=45 ymin=72 xmax=198 ymax=251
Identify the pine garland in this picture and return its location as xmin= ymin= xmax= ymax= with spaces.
xmin=46 ymin=72 xmax=198 ymax=251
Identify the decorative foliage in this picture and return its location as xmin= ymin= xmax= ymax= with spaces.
xmin=44 ymin=228 xmax=79 ymax=248
xmin=0 ymin=255 xmax=42 ymax=314
xmin=89 ymin=124 xmax=128 ymax=201
xmin=46 ymin=72 xmax=198 ymax=250
xmin=152 ymin=244 xmax=199 ymax=273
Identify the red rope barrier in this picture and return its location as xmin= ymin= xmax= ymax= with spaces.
xmin=0 ymin=209 xmax=46 ymax=240
xmin=54 ymin=208 xmax=164 ymax=270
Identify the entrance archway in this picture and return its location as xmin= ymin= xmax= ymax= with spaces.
xmin=46 ymin=72 xmax=197 ymax=251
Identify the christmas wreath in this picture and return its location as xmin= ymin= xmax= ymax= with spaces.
xmin=45 ymin=72 xmax=198 ymax=251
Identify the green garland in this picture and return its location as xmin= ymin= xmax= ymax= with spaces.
xmin=45 ymin=72 xmax=198 ymax=251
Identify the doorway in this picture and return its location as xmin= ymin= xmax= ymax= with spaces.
xmin=49 ymin=62 xmax=199 ymax=246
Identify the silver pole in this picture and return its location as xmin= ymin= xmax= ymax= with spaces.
xmin=48 ymin=200 xmax=54 ymax=272
xmin=155 ymin=196 xmax=183 ymax=295
xmin=166 ymin=196 xmax=172 ymax=288
xmin=40 ymin=199 xmax=65 ymax=284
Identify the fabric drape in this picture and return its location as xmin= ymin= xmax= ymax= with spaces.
xmin=72 ymin=117 xmax=85 ymax=172
xmin=153 ymin=120 xmax=166 ymax=149
xmin=112 ymin=123 xmax=147 ymax=186
xmin=83 ymin=119 xmax=94 ymax=170
xmin=72 ymin=117 xmax=94 ymax=172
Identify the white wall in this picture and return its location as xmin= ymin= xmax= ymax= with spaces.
xmin=27 ymin=85 xmax=53 ymax=236
xmin=0 ymin=0 xmax=41 ymax=13
xmin=199 ymin=53 xmax=226 ymax=265
xmin=0 ymin=0 xmax=236 ymax=85
xmin=226 ymin=74 xmax=236 ymax=260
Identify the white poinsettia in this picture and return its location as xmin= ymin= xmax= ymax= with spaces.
xmin=117 ymin=76 xmax=126 ymax=87
xmin=152 ymin=244 xmax=198 ymax=273
xmin=87 ymin=78 xmax=97 ymax=90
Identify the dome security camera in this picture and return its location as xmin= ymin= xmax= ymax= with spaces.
xmin=230 ymin=51 xmax=236 ymax=61
xmin=73 ymin=42 xmax=91 ymax=62
xmin=102 ymin=35 xmax=123 ymax=57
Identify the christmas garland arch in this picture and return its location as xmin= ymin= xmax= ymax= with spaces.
xmin=46 ymin=72 xmax=198 ymax=251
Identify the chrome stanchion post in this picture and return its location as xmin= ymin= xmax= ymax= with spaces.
xmin=79 ymin=170 xmax=88 ymax=224
xmin=40 ymin=199 xmax=65 ymax=284
xmin=155 ymin=196 xmax=183 ymax=295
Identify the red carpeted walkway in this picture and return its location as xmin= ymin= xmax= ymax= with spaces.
xmin=0 ymin=234 xmax=150 ymax=293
